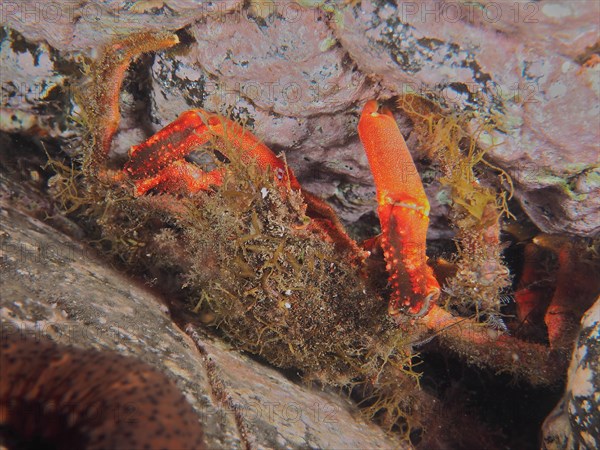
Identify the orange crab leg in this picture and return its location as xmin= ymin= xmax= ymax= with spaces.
xmin=124 ymin=110 xmax=301 ymax=196
xmin=358 ymin=100 xmax=440 ymax=316
xmin=123 ymin=107 xmax=362 ymax=255
xmin=130 ymin=160 xmax=226 ymax=196
xmin=87 ymin=32 xmax=180 ymax=161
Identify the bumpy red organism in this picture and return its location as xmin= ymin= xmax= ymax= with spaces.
xmin=85 ymin=32 xmax=181 ymax=159
xmin=0 ymin=332 xmax=206 ymax=449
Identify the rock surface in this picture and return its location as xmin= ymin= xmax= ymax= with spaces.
xmin=542 ymin=297 xmax=600 ymax=450
xmin=336 ymin=1 xmax=599 ymax=236
xmin=1 ymin=0 xmax=598 ymax=235
xmin=0 ymin=174 xmax=401 ymax=449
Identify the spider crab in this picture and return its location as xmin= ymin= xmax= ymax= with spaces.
xmin=80 ymin=31 xmax=565 ymax=390
xmin=120 ymin=100 xmax=441 ymax=318
xmin=85 ymin=31 xmax=440 ymax=319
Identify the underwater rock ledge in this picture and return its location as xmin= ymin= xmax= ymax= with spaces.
xmin=2 ymin=0 xmax=599 ymax=236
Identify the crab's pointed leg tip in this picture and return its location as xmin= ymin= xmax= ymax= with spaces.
xmin=362 ymin=100 xmax=380 ymax=117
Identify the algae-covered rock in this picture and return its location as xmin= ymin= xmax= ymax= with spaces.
xmin=542 ymin=297 xmax=600 ymax=449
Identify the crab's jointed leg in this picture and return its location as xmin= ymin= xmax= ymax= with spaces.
xmin=86 ymin=32 xmax=181 ymax=161
xmin=123 ymin=107 xmax=362 ymax=254
xmin=358 ymin=100 xmax=440 ymax=316
xmin=125 ymin=110 xmax=302 ymax=196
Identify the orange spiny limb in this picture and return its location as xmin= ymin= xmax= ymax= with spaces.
xmin=125 ymin=110 xmax=302 ymax=196
xmin=358 ymin=100 xmax=440 ymax=317
xmin=301 ymin=189 xmax=365 ymax=257
xmin=131 ymin=161 xmax=225 ymax=197
xmin=125 ymin=107 xmax=363 ymax=255
xmin=85 ymin=31 xmax=180 ymax=161
xmin=531 ymin=235 xmax=600 ymax=350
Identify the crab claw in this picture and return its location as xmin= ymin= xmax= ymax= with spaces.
xmin=358 ymin=100 xmax=440 ymax=317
